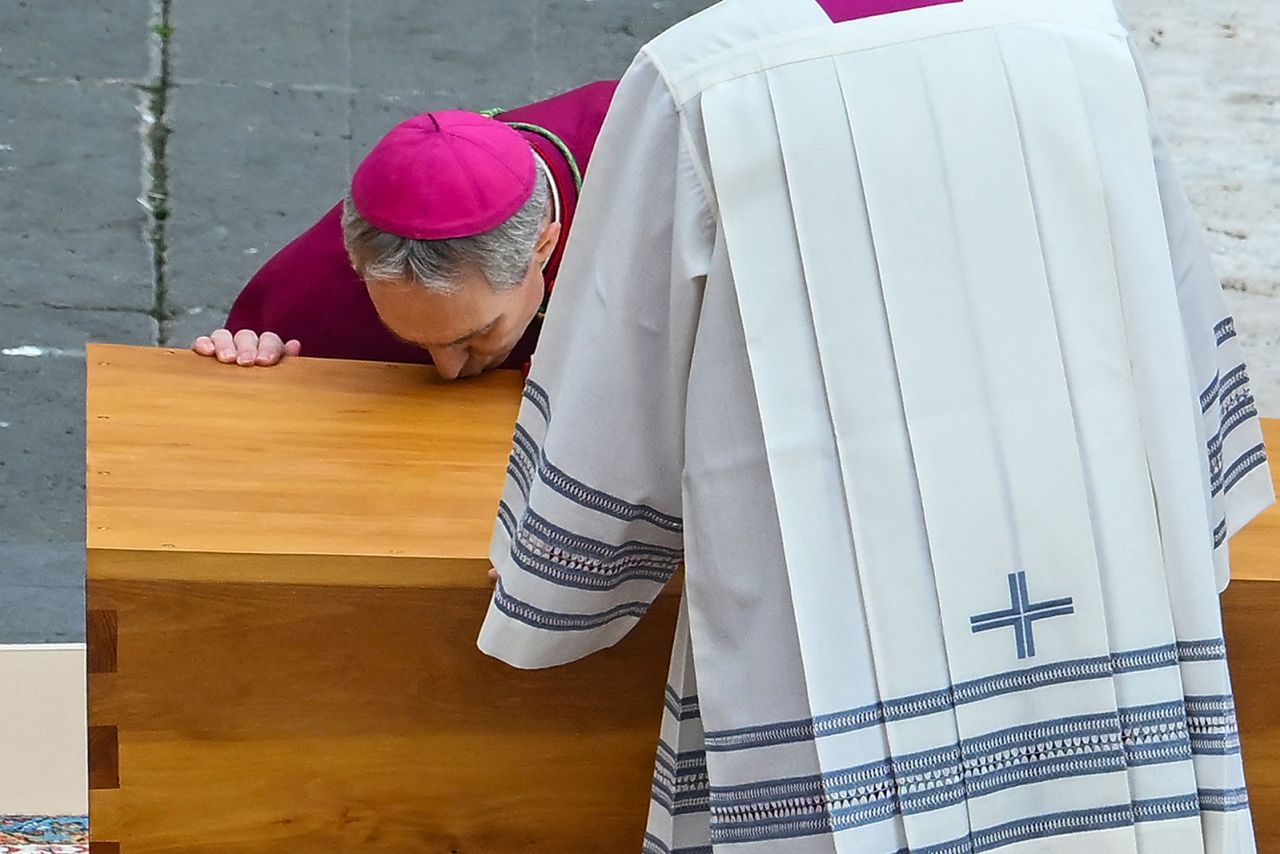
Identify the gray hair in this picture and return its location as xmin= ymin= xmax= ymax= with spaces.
xmin=341 ymin=176 xmax=551 ymax=293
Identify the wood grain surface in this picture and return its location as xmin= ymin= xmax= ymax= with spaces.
xmin=89 ymin=574 xmax=678 ymax=852
xmin=1222 ymin=578 xmax=1280 ymax=853
xmin=1226 ymin=419 xmax=1280 ymax=583
xmin=86 ymin=344 xmax=523 ymax=566
xmin=87 ymin=346 xmax=677 ymax=851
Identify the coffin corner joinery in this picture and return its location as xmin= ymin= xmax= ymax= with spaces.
xmin=85 ymin=344 xmax=1280 ymax=851
xmin=85 ymin=344 xmax=679 ymax=853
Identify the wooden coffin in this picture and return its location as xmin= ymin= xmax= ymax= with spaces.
xmin=86 ymin=344 xmax=679 ymax=853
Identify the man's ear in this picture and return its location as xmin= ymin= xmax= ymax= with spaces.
xmin=534 ymin=220 xmax=562 ymax=266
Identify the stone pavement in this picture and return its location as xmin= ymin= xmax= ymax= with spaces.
xmin=0 ymin=0 xmax=1276 ymax=642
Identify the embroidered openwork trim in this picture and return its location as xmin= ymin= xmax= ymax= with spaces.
xmin=681 ymin=693 xmax=1237 ymax=846
xmin=503 ymin=506 xmax=681 ymax=590
xmin=710 ymin=791 xmax=1218 ymax=849
xmin=1222 ymin=396 xmax=1259 ymax=439
xmin=707 ymin=712 xmax=1201 ymax=830
xmin=653 ymin=744 xmax=711 ymax=816
xmin=1208 ymin=431 xmax=1224 ymax=495
xmin=1220 ymin=363 xmax=1251 ymax=401
xmin=1119 ymin=700 xmax=1196 ymax=766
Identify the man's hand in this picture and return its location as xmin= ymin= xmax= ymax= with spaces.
xmin=193 ymin=329 xmax=302 ymax=366
xmin=488 ymin=567 xmax=499 ymax=584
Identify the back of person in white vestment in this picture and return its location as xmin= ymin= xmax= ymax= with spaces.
xmin=476 ymin=0 xmax=1275 ymax=851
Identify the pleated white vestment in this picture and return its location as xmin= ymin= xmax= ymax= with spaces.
xmin=477 ymin=0 xmax=1275 ymax=850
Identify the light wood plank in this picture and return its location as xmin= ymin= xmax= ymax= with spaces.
xmin=1225 ymin=419 xmax=1280 ymax=583
xmin=87 ymin=344 xmax=523 ymax=564
xmin=89 ymin=575 xmax=677 ymax=852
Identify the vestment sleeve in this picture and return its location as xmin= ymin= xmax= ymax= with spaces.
xmin=477 ymin=51 xmax=714 ymax=668
xmin=1115 ymin=1 xmax=1273 ymax=588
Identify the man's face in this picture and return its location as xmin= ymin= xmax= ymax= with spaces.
xmin=365 ymin=227 xmax=557 ymax=380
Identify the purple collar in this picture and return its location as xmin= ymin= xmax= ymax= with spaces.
xmin=815 ymin=0 xmax=961 ymax=23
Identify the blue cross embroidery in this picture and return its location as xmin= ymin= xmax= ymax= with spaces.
xmin=970 ymin=571 xmax=1074 ymax=660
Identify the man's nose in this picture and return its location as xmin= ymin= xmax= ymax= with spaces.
xmin=432 ymin=348 xmax=468 ymax=381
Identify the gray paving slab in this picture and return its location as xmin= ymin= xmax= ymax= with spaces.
xmin=351 ymin=1 xmax=536 ymax=101
xmin=0 ymin=309 xmax=158 ymax=533
xmin=166 ymin=305 xmax=233 ymax=348
xmin=0 ymin=542 xmax=84 ymax=590
xmin=170 ymin=0 xmax=348 ymax=87
xmin=0 ymin=81 xmax=153 ymax=311
xmin=0 ymin=308 xmax=154 ymax=643
xmin=164 ymin=82 xmax=351 ymax=314
xmin=0 ymin=0 xmax=154 ymax=82
xmin=532 ymin=0 xmax=706 ymax=96
xmin=0 ymin=583 xmax=85 ymax=643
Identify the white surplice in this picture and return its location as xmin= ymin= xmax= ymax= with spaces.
xmin=477 ymin=1 xmax=1275 ymax=851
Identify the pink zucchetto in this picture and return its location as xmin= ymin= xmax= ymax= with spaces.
xmin=351 ymin=111 xmax=537 ymax=240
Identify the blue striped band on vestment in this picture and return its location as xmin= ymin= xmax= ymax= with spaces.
xmin=1176 ymin=638 xmax=1228 ymax=661
xmin=1117 ymin=700 xmax=1194 ymax=766
xmin=665 ymin=685 xmax=701 ymax=721
xmin=904 ymin=796 xmax=1204 ymax=854
xmin=1198 ymin=786 xmax=1250 ymax=812
xmin=502 ymin=504 xmax=681 ymax=591
xmin=1215 ymin=316 xmax=1237 ymax=345
xmin=1222 ymin=396 xmax=1259 ymax=440
xmin=652 ymin=783 xmax=712 ymax=816
xmin=710 ymin=790 xmax=1221 ymax=849
xmin=1225 ymin=444 xmax=1268 ymax=494
xmin=1217 ymin=363 xmax=1256 ymax=449
xmin=642 ymin=832 xmax=713 ymax=854
xmin=1185 ymin=695 xmax=1242 ymax=756
xmin=1213 ymin=518 xmax=1228 ymax=549
xmin=701 ymin=795 xmax=1212 ymax=851
xmin=1191 ymin=730 xmax=1242 ymax=756
xmin=916 ymin=804 xmax=1133 ymax=852
xmin=1208 ymin=430 xmax=1224 ymax=496
xmin=509 ymin=423 xmax=540 ymax=500
xmin=653 ymin=741 xmax=710 ymax=815
xmin=522 ymin=378 xmax=552 ymax=423
xmin=1220 ymin=364 xmax=1251 ymax=405
xmin=497 ymin=500 xmax=517 ymax=539
xmin=507 ymin=434 xmax=535 ymax=499
xmin=1185 ymin=693 xmax=1236 ymax=715
xmin=1200 ymin=371 xmax=1220 ymax=414
xmin=653 ymin=695 xmax=1237 ymax=846
xmin=491 ymin=577 xmax=652 ymax=631
xmin=1219 ymin=363 xmax=1249 ymax=396
xmin=701 ymin=707 xmax=1222 ymax=842
xmin=509 ymin=422 xmax=684 ymax=533
xmin=703 ymin=640 xmax=1224 ymax=751
xmin=657 ymin=738 xmax=707 ymax=772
